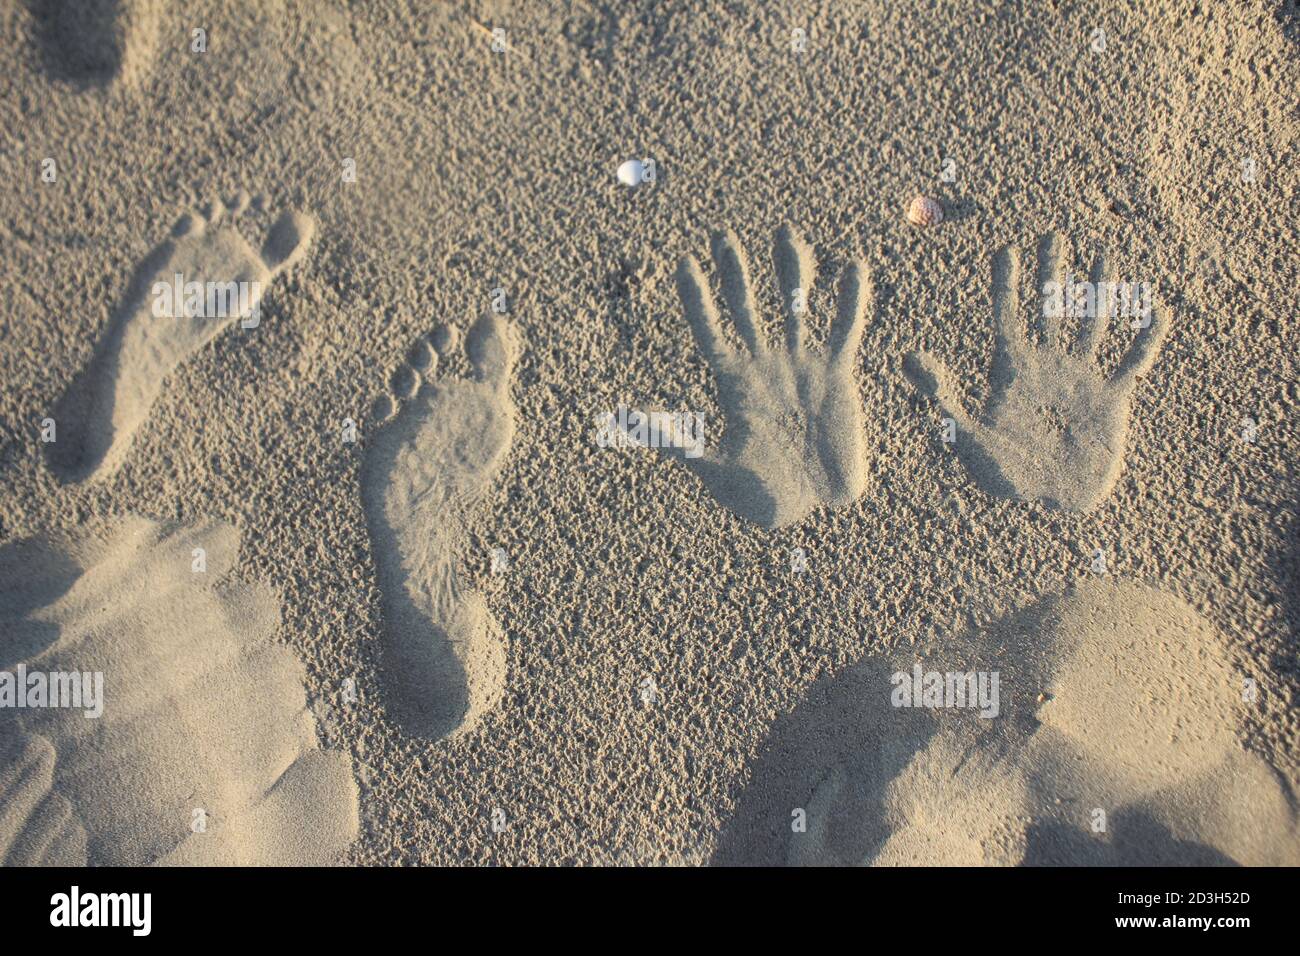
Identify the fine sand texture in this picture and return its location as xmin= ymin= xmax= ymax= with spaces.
xmin=0 ymin=1 xmax=1296 ymax=865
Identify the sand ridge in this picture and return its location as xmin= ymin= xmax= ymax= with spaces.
xmin=0 ymin=515 xmax=358 ymax=866
xmin=717 ymin=578 xmax=1297 ymax=866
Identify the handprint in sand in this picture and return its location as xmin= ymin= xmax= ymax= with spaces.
xmin=905 ymin=234 xmax=1170 ymax=512
xmin=628 ymin=226 xmax=873 ymax=529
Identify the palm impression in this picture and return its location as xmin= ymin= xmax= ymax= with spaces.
xmin=625 ymin=226 xmax=874 ymax=529
xmin=906 ymin=233 xmax=1171 ymax=512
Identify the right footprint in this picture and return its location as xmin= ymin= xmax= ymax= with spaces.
xmin=905 ymin=234 xmax=1171 ymax=513
xmin=362 ymin=314 xmax=516 ymax=740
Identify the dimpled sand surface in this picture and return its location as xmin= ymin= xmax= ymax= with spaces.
xmin=0 ymin=1 xmax=1296 ymax=865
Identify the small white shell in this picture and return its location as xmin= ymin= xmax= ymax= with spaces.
xmin=907 ymin=195 xmax=943 ymax=226
xmin=617 ymin=159 xmax=644 ymax=187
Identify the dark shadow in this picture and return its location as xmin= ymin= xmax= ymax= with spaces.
xmin=0 ymin=532 xmax=83 ymax=667
xmin=1276 ymin=0 xmax=1300 ymax=48
xmin=1025 ymin=810 xmax=1238 ymax=867
xmin=714 ymin=598 xmax=1058 ymax=866
xmin=713 ymin=589 xmax=1267 ymax=866
xmin=27 ymin=0 xmax=129 ymax=89
xmin=713 ymin=655 xmax=937 ymax=866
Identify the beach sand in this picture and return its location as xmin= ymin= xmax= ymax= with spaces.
xmin=0 ymin=0 xmax=1296 ymax=865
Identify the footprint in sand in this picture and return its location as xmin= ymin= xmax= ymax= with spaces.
xmin=29 ymin=0 xmax=161 ymax=89
xmin=717 ymin=579 xmax=1297 ymax=866
xmin=0 ymin=516 xmax=358 ymax=866
xmin=626 ymin=226 xmax=874 ymax=529
xmin=362 ymin=314 xmax=517 ymax=740
xmin=45 ymin=196 xmax=314 ymax=484
xmin=905 ymin=234 xmax=1171 ymax=513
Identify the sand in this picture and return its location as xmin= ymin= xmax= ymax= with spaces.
xmin=0 ymin=516 xmax=358 ymax=865
xmin=717 ymin=579 xmax=1297 ymax=865
xmin=0 ymin=0 xmax=1296 ymax=866
xmin=362 ymin=313 xmax=514 ymax=739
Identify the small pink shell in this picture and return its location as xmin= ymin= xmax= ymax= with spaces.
xmin=907 ymin=195 xmax=943 ymax=226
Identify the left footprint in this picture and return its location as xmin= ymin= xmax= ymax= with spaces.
xmin=0 ymin=515 xmax=358 ymax=866
xmin=45 ymin=196 xmax=314 ymax=484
